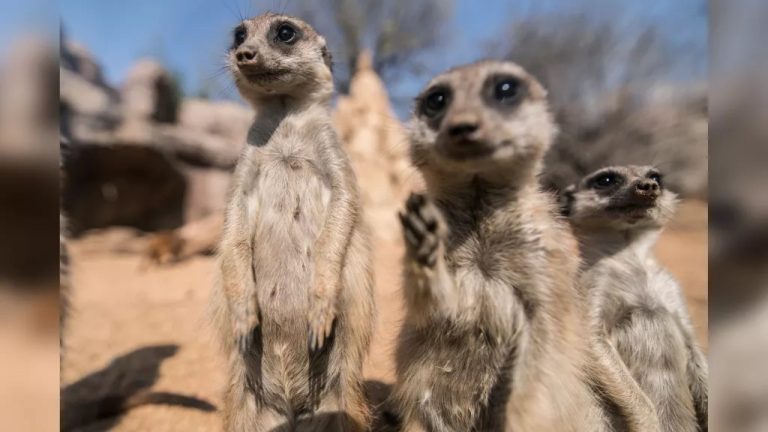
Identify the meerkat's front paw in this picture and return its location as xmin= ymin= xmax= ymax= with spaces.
xmin=308 ymin=293 xmax=336 ymax=352
xmin=399 ymin=193 xmax=446 ymax=268
xmin=233 ymin=307 xmax=260 ymax=354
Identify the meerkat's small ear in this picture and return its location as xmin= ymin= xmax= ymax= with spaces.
xmin=319 ymin=38 xmax=332 ymax=71
xmin=559 ymin=185 xmax=576 ymax=217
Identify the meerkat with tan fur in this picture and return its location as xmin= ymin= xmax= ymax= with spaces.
xmin=210 ymin=13 xmax=375 ymax=432
xmin=390 ymin=60 xmax=657 ymax=432
xmin=562 ymin=165 xmax=708 ymax=432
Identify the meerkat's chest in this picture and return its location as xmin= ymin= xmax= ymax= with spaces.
xmin=243 ymin=143 xmax=333 ymax=237
xmin=593 ymin=257 xmax=681 ymax=323
xmin=446 ymin=228 xmax=539 ymax=324
xmin=448 ymin=224 xmax=539 ymax=282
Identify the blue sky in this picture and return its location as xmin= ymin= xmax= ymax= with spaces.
xmin=3 ymin=0 xmax=706 ymax=109
xmin=0 ymin=0 xmax=58 ymax=54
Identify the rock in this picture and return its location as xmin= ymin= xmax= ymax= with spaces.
xmin=61 ymin=124 xmax=238 ymax=236
xmin=334 ymin=51 xmax=418 ymax=241
xmin=59 ymin=37 xmax=244 ymax=236
xmin=179 ymin=98 xmax=253 ymax=145
xmin=121 ymin=59 xmax=180 ymax=124
xmin=62 ymin=143 xmax=187 ymax=236
xmin=60 ymin=37 xmax=122 ymax=140
xmin=60 ymin=68 xmax=122 ymax=139
xmin=180 ymin=166 xmax=231 ymax=222
xmin=61 ymin=38 xmax=108 ymax=87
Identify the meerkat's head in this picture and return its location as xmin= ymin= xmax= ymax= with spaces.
xmin=562 ymin=165 xmax=677 ymax=232
xmin=408 ymin=60 xmax=555 ymax=177
xmin=228 ymin=13 xmax=333 ymax=102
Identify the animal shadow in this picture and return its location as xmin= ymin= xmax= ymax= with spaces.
xmin=61 ymin=344 xmax=216 ymax=431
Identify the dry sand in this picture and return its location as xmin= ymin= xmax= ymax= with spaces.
xmin=61 ymin=200 xmax=708 ymax=431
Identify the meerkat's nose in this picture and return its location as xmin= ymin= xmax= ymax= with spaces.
xmin=634 ymin=180 xmax=660 ymax=198
xmin=448 ymin=123 xmax=479 ymax=138
xmin=235 ymin=47 xmax=257 ymax=64
xmin=445 ymin=112 xmax=480 ymax=140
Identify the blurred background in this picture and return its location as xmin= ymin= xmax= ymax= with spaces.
xmin=0 ymin=0 xmax=728 ymax=430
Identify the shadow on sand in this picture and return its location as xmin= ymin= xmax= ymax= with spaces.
xmin=61 ymin=344 xmax=216 ymax=431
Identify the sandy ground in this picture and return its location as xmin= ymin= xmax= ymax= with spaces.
xmin=61 ymin=200 xmax=708 ymax=431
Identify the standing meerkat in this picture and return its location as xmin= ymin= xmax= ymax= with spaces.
xmin=210 ymin=13 xmax=375 ymax=431
xmin=562 ymin=165 xmax=708 ymax=432
xmin=391 ymin=60 xmax=647 ymax=432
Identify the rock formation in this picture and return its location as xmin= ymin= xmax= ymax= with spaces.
xmin=334 ymin=51 xmax=417 ymax=241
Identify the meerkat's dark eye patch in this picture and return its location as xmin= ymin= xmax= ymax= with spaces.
xmin=276 ymin=22 xmax=298 ymax=44
xmin=485 ymin=74 xmax=525 ymax=107
xmin=647 ymin=171 xmax=663 ymax=188
xmin=233 ymin=25 xmax=247 ymax=48
xmin=419 ymin=87 xmax=451 ymax=119
xmin=588 ymin=171 xmax=624 ymax=189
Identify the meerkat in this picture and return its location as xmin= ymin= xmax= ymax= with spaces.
xmin=391 ymin=60 xmax=654 ymax=432
xmin=562 ymin=165 xmax=708 ymax=432
xmin=209 ymin=13 xmax=375 ymax=432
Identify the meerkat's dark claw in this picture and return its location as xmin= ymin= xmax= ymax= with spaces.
xmin=400 ymin=194 xmax=442 ymax=268
xmin=308 ymin=316 xmax=335 ymax=352
xmin=235 ymin=326 xmax=258 ymax=355
xmin=237 ymin=334 xmax=248 ymax=354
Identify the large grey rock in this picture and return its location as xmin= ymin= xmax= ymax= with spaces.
xmin=59 ymin=39 xmax=245 ymax=236
xmin=179 ymin=98 xmax=253 ymax=145
xmin=62 ymin=143 xmax=187 ymax=235
xmin=61 ymin=39 xmax=108 ymax=87
xmin=121 ymin=59 xmax=180 ymax=124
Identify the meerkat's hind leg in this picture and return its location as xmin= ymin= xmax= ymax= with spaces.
xmin=334 ymin=227 xmax=375 ymax=432
xmin=294 ymin=390 xmax=351 ymax=432
xmin=398 ymin=401 xmax=455 ymax=432
xmin=223 ymin=383 xmax=284 ymax=432
xmin=337 ymin=372 xmax=370 ymax=432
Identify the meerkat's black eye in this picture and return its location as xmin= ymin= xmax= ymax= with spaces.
xmin=590 ymin=172 xmax=623 ymax=189
xmin=233 ymin=26 xmax=247 ymax=47
xmin=494 ymin=77 xmax=522 ymax=104
xmin=276 ymin=23 xmax=297 ymax=43
xmin=648 ymin=172 xmax=663 ymax=188
xmin=420 ymin=88 xmax=450 ymax=118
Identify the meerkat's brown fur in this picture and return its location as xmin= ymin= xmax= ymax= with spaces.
xmin=210 ymin=13 xmax=374 ymax=432
xmin=391 ymin=60 xmax=660 ymax=431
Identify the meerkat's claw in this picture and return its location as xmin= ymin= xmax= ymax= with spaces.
xmin=236 ymin=332 xmax=249 ymax=354
xmin=233 ymin=312 xmax=260 ymax=354
xmin=308 ymin=301 xmax=336 ymax=352
xmin=400 ymin=193 xmax=443 ymax=267
xmin=234 ymin=326 xmax=257 ymax=354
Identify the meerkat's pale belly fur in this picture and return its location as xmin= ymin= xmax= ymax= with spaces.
xmin=588 ymin=251 xmax=700 ymax=432
xmin=244 ymin=126 xmax=333 ymax=411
